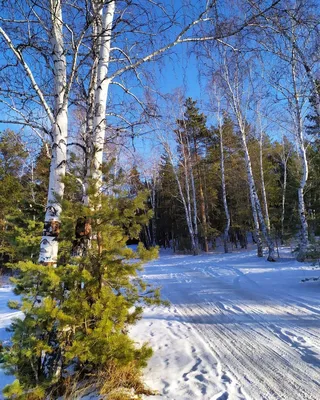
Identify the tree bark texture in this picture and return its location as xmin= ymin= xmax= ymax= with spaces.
xmin=39 ymin=0 xmax=68 ymax=265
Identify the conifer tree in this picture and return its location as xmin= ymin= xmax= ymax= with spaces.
xmin=156 ymin=154 xmax=184 ymax=250
xmin=2 ymin=169 xmax=162 ymax=399
xmin=0 ymin=130 xmax=31 ymax=266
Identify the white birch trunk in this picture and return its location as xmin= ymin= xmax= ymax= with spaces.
xmin=222 ymin=57 xmax=275 ymax=261
xmin=259 ymin=124 xmax=271 ymax=233
xmin=39 ymin=0 xmax=68 ymax=265
xmin=292 ymin=56 xmax=309 ymax=261
xmin=241 ymin=130 xmax=264 ymax=258
xmin=183 ymin=146 xmax=198 ymax=255
xmin=218 ymin=117 xmax=231 ymax=253
xmin=238 ymin=119 xmax=275 ymax=259
xmin=176 ymin=160 xmax=197 ymax=253
xmin=162 ymin=141 xmax=197 ymax=254
xmin=92 ymin=1 xmax=115 ymax=187
xmin=186 ymin=135 xmax=199 ymax=254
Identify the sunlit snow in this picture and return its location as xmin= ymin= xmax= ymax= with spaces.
xmin=1 ymin=248 xmax=320 ymax=399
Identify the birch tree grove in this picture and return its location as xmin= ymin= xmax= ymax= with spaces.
xmin=259 ymin=12 xmax=312 ymax=260
xmin=220 ymin=51 xmax=276 ymax=260
xmin=0 ymin=0 xmax=285 ymax=264
xmin=160 ymin=136 xmax=199 ymax=255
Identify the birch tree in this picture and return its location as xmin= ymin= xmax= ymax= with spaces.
xmin=253 ymin=0 xmax=320 ymax=122
xmin=0 ymin=0 xmax=285 ymax=263
xmin=79 ymin=0 xmax=284 ymax=204
xmin=256 ymin=106 xmax=271 ymax=233
xmin=80 ymin=0 xmax=218 ymax=203
xmin=160 ymin=135 xmax=199 ymax=255
xmin=158 ymin=97 xmax=199 ymax=255
xmin=278 ymin=135 xmax=292 ymax=243
xmin=220 ymin=51 xmax=276 ymax=260
xmin=291 ymin=50 xmax=309 ymax=260
xmin=212 ymin=89 xmax=231 ymax=253
xmin=263 ymin=17 xmax=310 ymax=260
xmin=142 ymin=158 xmax=161 ymax=247
xmin=0 ymin=0 xmax=87 ymax=265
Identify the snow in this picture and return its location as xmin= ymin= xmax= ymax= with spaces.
xmin=130 ymin=248 xmax=320 ymax=400
xmin=1 ymin=248 xmax=320 ymax=399
xmin=0 ymin=284 xmax=22 ymax=395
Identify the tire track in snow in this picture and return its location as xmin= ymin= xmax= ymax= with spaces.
xmin=139 ymin=266 xmax=249 ymax=400
xmin=139 ymin=255 xmax=320 ymax=400
xmin=190 ymin=263 xmax=320 ymax=399
xmin=193 ymin=260 xmax=320 ymax=364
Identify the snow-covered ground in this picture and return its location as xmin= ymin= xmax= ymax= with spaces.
xmin=131 ymin=248 xmax=320 ymax=400
xmin=0 ymin=283 xmax=22 ymax=395
xmin=1 ymin=248 xmax=320 ymax=399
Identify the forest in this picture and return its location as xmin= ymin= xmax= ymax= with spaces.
xmin=0 ymin=0 xmax=319 ymax=399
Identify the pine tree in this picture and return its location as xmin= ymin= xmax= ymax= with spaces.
xmin=307 ymin=79 xmax=320 ymax=136
xmin=0 ymin=130 xmax=30 ymax=267
xmin=156 ymin=154 xmax=185 ymax=250
xmin=2 ymin=172 xmax=162 ymax=399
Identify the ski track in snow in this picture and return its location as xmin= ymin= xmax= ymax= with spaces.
xmin=130 ymin=248 xmax=320 ymax=400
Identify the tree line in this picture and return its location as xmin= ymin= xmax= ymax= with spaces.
xmin=138 ymin=97 xmax=320 ymax=260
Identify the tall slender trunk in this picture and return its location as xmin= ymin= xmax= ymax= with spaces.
xmin=184 ymin=151 xmax=198 ymax=255
xmin=179 ymin=164 xmax=197 ymax=254
xmin=292 ymin=52 xmax=309 ymax=261
xmin=240 ymin=126 xmax=275 ymax=260
xmin=280 ymin=140 xmax=288 ymax=244
xmin=143 ymin=223 xmax=152 ymax=248
xmin=151 ymin=178 xmax=157 ymax=246
xmin=247 ymin=168 xmax=263 ymax=258
xmin=163 ymin=142 xmax=197 ymax=255
xmin=73 ymin=16 xmax=101 ymax=257
xmin=281 ymin=163 xmax=287 ymax=244
xmin=222 ymin=57 xmax=275 ymax=261
xmin=258 ymin=124 xmax=270 ymax=233
xmin=186 ymin=136 xmax=199 ymax=254
xmin=92 ymin=1 xmax=116 ymax=187
xmin=190 ymin=167 xmax=199 ymax=254
xmin=83 ymin=17 xmax=99 ymax=207
xmin=218 ymin=119 xmax=230 ymax=253
xmin=198 ymin=183 xmax=208 ymax=251
xmin=39 ymin=0 xmax=67 ymax=265
xmin=74 ymin=1 xmax=115 ymax=257
xmin=193 ymin=138 xmax=208 ymax=252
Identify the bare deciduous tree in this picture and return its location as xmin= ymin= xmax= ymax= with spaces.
xmin=219 ymin=50 xmax=276 ymax=261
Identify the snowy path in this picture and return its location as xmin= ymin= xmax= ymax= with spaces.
xmin=131 ymin=249 xmax=320 ymax=400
